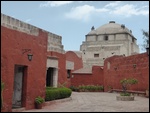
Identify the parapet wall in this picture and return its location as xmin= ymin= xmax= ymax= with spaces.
xmin=1 ymin=13 xmax=39 ymax=36
xmin=1 ymin=13 xmax=65 ymax=53
xmin=47 ymin=32 xmax=65 ymax=53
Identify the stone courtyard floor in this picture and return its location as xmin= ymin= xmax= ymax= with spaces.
xmin=22 ymin=92 xmax=149 ymax=112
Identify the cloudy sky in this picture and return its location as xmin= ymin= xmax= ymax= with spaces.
xmin=1 ymin=1 xmax=149 ymax=53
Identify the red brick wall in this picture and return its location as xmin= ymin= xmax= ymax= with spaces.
xmin=71 ymin=66 xmax=103 ymax=87
xmin=1 ymin=26 xmax=47 ymax=111
xmin=65 ymin=51 xmax=83 ymax=87
xmin=103 ymin=53 xmax=149 ymax=92
xmin=65 ymin=51 xmax=83 ymax=71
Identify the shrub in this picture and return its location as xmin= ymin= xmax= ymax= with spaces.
xmin=59 ymin=88 xmax=71 ymax=98
xmin=120 ymin=92 xmax=131 ymax=96
xmin=69 ymin=85 xmax=104 ymax=92
xmin=45 ymin=87 xmax=72 ymax=101
xmin=69 ymin=86 xmax=79 ymax=91
xmin=35 ymin=96 xmax=44 ymax=104
xmin=78 ymin=85 xmax=104 ymax=92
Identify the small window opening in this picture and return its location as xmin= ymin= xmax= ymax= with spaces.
xmin=104 ymin=35 xmax=108 ymax=41
xmin=94 ymin=54 xmax=99 ymax=57
xmin=67 ymin=70 xmax=71 ymax=78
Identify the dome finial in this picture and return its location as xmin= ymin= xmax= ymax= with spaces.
xmin=91 ymin=26 xmax=95 ymax=30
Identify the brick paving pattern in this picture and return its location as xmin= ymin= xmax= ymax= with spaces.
xmin=22 ymin=92 xmax=149 ymax=112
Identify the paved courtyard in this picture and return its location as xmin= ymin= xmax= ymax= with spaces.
xmin=22 ymin=92 xmax=149 ymax=112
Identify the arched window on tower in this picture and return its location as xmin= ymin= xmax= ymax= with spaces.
xmin=104 ymin=35 xmax=108 ymax=41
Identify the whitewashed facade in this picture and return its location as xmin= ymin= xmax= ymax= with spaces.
xmin=80 ymin=21 xmax=139 ymax=67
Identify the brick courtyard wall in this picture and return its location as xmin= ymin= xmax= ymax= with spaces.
xmin=65 ymin=51 xmax=83 ymax=87
xmin=71 ymin=66 xmax=103 ymax=87
xmin=103 ymin=53 xmax=149 ymax=92
xmin=1 ymin=26 xmax=47 ymax=111
xmin=65 ymin=51 xmax=83 ymax=71
xmin=47 ymin=51 xmax=70 ymax=87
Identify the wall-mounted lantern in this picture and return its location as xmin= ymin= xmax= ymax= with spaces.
xmin=133 ymin=64 xmax=136 ymax=68
xmin=146 ymin=47 xmax=149 ymax=56
xmin=22 ymin=49 xmax=33 ymax=61
xmin=27 ymin=54 xmax=33 ymax=61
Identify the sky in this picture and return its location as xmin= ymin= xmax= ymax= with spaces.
xmin=1 ymin=1 xmax=149 ymax=53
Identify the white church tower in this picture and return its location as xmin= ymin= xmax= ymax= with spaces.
xmin=80 ymin=21 xmax=139 ymax=68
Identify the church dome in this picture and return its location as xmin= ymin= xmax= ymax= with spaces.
xmin=88 ymin=29 xmax=97 ymax=35
xmin=87 ymin=21 xmax=133 ymax=37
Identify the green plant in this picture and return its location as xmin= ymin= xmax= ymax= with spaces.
xmin=78 ymin=85 xmax=104 ymax=92
xmin=45 ymin=87 xmax=72 ymax=101
xmin=1 ymin=82 xmax=4 ymax=91
xmin=35 ymin=96 xmax=44 ymax=104
xmin=120 ymin=78 xmax=138 ymax=95
xmin=69 ymin=86 xmax=79 ymax=92
xmin=120 ymin=92 xmax=131 ymax=96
